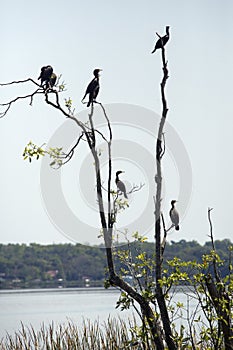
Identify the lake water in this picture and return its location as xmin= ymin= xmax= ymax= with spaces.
xmin=0 ymin=287 xmax=199 ymax=339
xmin=0 ymin=288 xmax=130 ymax=338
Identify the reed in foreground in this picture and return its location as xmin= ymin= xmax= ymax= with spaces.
xmin=0 ymin=317 xmax=152 ymax=350
xmin=1 ymin=316 xmax=230 ymax=350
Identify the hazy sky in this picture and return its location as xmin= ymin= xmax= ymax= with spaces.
xmin=0 ymin=0 xmax=233 ymax=245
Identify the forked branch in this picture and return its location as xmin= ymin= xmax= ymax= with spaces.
xmin=0 ymin=88 xmax=43 ymax=118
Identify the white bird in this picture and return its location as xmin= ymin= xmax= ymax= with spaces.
xmin=169 ymin=200 xmax=179 ymax=230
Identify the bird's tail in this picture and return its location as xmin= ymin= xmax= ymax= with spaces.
xmin=87 ymin=101 xmax=91 ymax=107
xmin=124 ymin=192 xmax=128 ymax=199
xmin=175 ymin=225 xmax=179 ymax=231
xmin=151 ymin=48 xmax=156 ymax=54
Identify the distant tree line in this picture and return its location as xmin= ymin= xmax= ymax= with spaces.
xmin=0 ymin=239 xmax=231 ymax=289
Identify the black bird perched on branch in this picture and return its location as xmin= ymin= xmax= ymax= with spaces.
xmin=151 ymin=26 xmax=170 ymax=53
xmin=82 ymin=69 xmax=102 ymax=107
xmin=38 ymin=65 xmax=53 ymax=88
xmin=115 ymin=171 xmax=128 ymax=199
xmin=169 ymin=200 xmax=179 ymax=230
xmin=49 ymin=73 xmax=57 ymax=88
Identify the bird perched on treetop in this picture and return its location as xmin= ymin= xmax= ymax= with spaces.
xmin=169 ymin=200 xmax=179 ymax=231
xmin=151 ymin=26 xmax=170 ymax=54
xmin=115 ymin=171 xmax=128 ymax=199
xmin=82 ymin=69 xmax=102 ymax=107
xmin=49 ymin=73 xmax=57 ymax=88
xmin=38 ymin=65 xmax=53 ymax=88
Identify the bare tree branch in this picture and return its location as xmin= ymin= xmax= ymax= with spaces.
xmin=207 ymin=207 xmax=221 ymax=283
xmin=0 ymin=88 xmax=43 ymax=118
xmin=154 ymin=29 xmax=177 ymax=350
xmin=161 ymin=132 xmax=166 ymax=158
xmin=128 ymin=183 xmax=145 ymax=195
xmin=0 ymin=76 xmax=65 ymax=118
xmin=97 ymin=102 xmax=113 ymax=230
xmin=0 ymin=78 xmax=41 ymax=87
xmin=61 ymin=133 xmax=85 ymax=165
xmin=161 ymin=212 xmax=167 ymax=255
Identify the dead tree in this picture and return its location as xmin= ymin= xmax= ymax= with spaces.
xmin=154 ymin=33 xmax=178 ymax=350
xmin=0 ymin=74 xmax=165 ymax=348
xmin=1 ymin=29 xmax=183 ymax=348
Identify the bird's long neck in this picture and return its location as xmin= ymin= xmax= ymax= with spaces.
xmin=116 ymin=174 xmax=119 ymax=182
xmin=171 ymin=203 xmax=175 ymax=209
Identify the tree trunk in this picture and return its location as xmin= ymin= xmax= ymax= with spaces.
xmin=205 ymin=274 xmax=233 ymax=350
xmin=154 ymin=44 xmax=177 ymax=350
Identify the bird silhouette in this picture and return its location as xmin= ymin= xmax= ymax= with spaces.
xmin=82 ymin=69 xmax=102 ymax=107
xmin=38 ymin=65 xmax=53 ymax=88
xmin=151 ymin=26 xmax=170 ymax=54
xmin=49 ymin=73 xmax=57 ymax=88
xmin=115 ymin=171 xmax=128 ymax=199
xmin=169 ymin=200 xmax=179 ymax=230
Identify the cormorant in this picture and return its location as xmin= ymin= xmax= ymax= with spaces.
xmin=115 ymin=171 xmax=128 ymax=199
xmin=38 ymin=65 xmax=53 ymax=87
xmin=169 ymin=200 xmax=179 ymax=230
xmin=82 ymin=69 xmax=102 ymax=107
xmin=49 ymin=73 xmax=57 ymax=88
xmin=151 ymin=26 xmax=170 ymax=54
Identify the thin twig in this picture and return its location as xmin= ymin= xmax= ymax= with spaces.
xmin=0 ymin=78 xmax=40 ymax=87
xmin=0 ymin=88 xmax=43 ymax=118
xmin=61 ymin=133 xmax=85 ymax=165
xmin=128 ymin=183 xmax=145 ymax=195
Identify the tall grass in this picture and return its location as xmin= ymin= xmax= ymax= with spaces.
xmin=0 ymin=317 xmax=225 ymax=349
xmin=0 ymin=317 xmax=147 ymax=350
